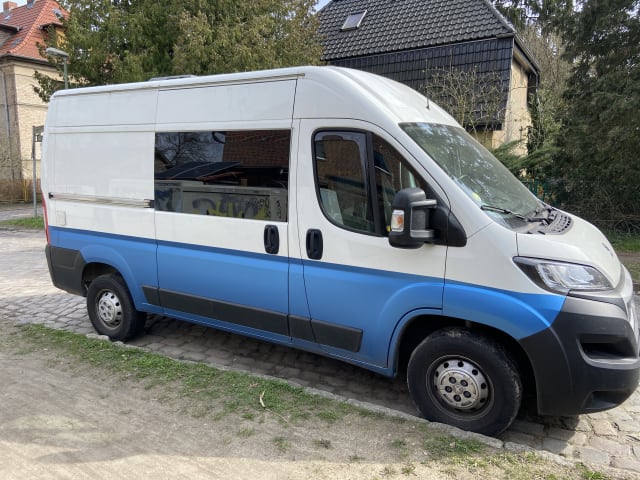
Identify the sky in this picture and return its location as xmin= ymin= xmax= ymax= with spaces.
xmin=316 ymin=0 xmax=331 ymax=11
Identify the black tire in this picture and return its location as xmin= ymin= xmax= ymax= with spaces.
xmin=86 ymin=274 xmax=146 ymax=341
xmin=407 ymin=328 xmax=522 ymax=436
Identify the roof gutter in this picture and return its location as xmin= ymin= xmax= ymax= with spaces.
xmin=0 ymin=53 xmax=51 ymax=66
xmin=513 ymin=36 xmax=541 ymax=76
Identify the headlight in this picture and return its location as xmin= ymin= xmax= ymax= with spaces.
xmin=514 ymin=257 xmax=613 ymax=294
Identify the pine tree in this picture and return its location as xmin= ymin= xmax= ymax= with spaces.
xmin=554 ymin=0 xmax=640 ymax=230
xmin=35 ymin=0 xmax=321 ymax=101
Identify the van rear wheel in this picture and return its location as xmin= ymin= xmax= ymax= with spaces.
xmin=407 ymin=328 xmax=521 ymax=436
xmin=86 ymin=274 xmax=146 ymax=341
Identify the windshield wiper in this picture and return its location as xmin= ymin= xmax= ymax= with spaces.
xmin=480 ymin=204 xmax=528 ymax=221
xmin=481 ymin=203 xmax=553 ymax=223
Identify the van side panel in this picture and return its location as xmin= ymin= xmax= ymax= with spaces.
xmin=156 ymin=81 xmax=296 ymax=124
xmin=50 ymin=130 xmax=154 ymax=201
xmin=48 ymin=90 xmax=158 ymax=127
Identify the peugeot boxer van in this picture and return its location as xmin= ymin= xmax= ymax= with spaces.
xmin=42 ymin=66 xmax=639 ymax=436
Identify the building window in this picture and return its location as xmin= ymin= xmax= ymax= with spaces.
xmin=155 ymin=130 xmax=290 ymax=221
xmin=341 ymin=10 xmax=367 ymax=31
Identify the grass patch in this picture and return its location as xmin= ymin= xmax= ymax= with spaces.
xmin=579 ymin=467 xmax=610 ymax=480
xmin=19 ymin=324 xmax=344 ymax=423
xmin=625 ymin=262 xmax=640 ymax=284
xmin=315 ymin=409 xmax=345 ymax=423
xmin=607 ymin=232 xmax=640 ymax=252
xmin=272 ymin=436 xmax=290 ymax=453
xmin=401 ymin=463 xmax=417 ymax=476
xmin=607 ymin=233 xmax=640 ymax=284
xmin=423 ymin=436 xmax=486 ymax=460
xmin=391 ymin=439 xmax=407 ymax=449
xmin=236 ymin=427 xmax=256 ymax=438
xmin=0 ymin=215 xmax=44 ymax=229
xmin=379 ymin=465 xmax=396 ymax=477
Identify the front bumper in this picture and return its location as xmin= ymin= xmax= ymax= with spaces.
xmin=520 ymin=278 xmax=639 ymax=416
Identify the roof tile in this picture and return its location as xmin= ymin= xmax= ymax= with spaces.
xmin=319 ymin=0 xmax=515 ymax=61
xmin=0 ymin=0 xmax=67 ymax=61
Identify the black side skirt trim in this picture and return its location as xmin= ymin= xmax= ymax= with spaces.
xmin=142 ymin=287 xmax=363 ymax=352
xmin=289 ymin=315 xmax=316 ymax=342
xmin=311 ymin=318 xmax=363 ymax=353
xmin=142 ymin=285 xmax=161 ymax=306
xmin=159 ymin=288 xmax=289 ymax=336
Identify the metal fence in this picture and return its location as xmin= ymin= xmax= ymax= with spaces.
xmin=521 ymin=179 xmax=550 ymax=202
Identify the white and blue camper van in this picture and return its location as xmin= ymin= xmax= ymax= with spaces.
xmin=42 ymin=66 xmax=639 ymax=436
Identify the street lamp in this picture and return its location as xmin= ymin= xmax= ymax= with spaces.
xmin=45 ymin=47 xmax=69 ymax=89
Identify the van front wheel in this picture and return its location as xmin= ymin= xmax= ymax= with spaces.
xmin=407 ymin=328 xmax=521 ymax=436
xmin=86 ymin=274 xmax=146 ymax=341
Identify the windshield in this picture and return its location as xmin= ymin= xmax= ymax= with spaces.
xmin=401 ymin=123 xmax=540 ymax=224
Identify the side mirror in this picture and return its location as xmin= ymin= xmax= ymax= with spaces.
xmin=389 ymin=188 xmax=436 ymax=249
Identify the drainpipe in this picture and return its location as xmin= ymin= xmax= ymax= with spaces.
xmin=1 ymin=70 xmax=13 ymax=182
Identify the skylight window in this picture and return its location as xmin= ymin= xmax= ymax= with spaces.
xmin=341 ymin=10 xmax=367 ymax=31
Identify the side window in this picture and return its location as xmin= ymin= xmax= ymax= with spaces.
xmin=314 ymin=131 xmax=375 ymax=234
xmin=154 ymin=130 xmax=290 ymax=221
xmin=313 ymin=130 xmax=427 ymax=235
xmin=372 ymin=134 xmax=427 ymax=233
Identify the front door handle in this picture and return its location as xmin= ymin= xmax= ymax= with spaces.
xmin=264 ymin=225 xmax=279 ymax=254
xmin=306 ymin=229 xmax=323 ymax=260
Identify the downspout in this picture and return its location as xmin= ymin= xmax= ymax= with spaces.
xmin=1 ymin=69 xmax=13 ymax=181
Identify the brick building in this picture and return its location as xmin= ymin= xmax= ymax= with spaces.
xmin=0 ymin=0 xmax=65 ymax=200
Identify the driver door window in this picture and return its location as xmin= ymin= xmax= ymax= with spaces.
xmin=314 ymin=130 xmax=426 ymax=235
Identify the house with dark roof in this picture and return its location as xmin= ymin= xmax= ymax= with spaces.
xmin=318 ymin=0 xmax=540 ymax=151
xmin=0 ymin=0 xmax=66 ymax=199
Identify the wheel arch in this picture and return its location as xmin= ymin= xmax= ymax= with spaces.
xmin=78 ymin=244 xmax=147 ymax=308
xmin=81 ymin=262 xmax=119 ymax=294
xmin=392 ymin=313 xmax=536 ymax=403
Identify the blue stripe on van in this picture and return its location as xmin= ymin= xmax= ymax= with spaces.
xmin=302 ymin=259 xmax=565 ymax=366
xmin=49 ymin=226 xmax=159 ymax=309
xmin=50 ymin=226 xmax=565 ymax=351
xmin=443 ymin=281 xmax=566 ymax=340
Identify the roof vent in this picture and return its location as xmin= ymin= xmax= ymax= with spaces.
xmin=341 ymin=10 xmax=367 ymax=31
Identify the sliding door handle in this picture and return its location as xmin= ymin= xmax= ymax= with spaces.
xmin=264 ymin=225 xmax=279 ymax=254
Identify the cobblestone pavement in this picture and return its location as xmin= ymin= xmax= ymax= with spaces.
xmin=1 ymin=227 xmax=639 ymax=476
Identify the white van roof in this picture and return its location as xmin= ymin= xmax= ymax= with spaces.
xmin=48 ymin=66 xmax=457 ymax=128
